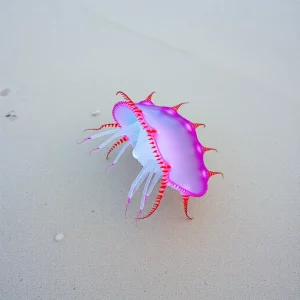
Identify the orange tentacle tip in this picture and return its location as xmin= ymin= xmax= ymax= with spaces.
xmin=84 ymin=123 xmax=120 ymax=132
xmin=116 ymin=91 xmax=133 ymax=103
xmin=193 ymin=122 xmax=206 ymax=129
xmin=185 ymin=212 xmax=193 ymax=220
xmin=204 ymin=147 xmax=218 ymax=152
xmin=208 ymin=171 xmax=224 ymax=178
xmin=182 ymin=195 xmax=193 ymax=220
xmin=145 ymin=91 xmax=156 ymax=101
xmin=172 ymin=102 xmax=189 ymax=111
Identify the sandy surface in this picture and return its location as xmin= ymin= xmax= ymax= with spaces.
xmin=1 ymin=1 xmax=299 ymax=299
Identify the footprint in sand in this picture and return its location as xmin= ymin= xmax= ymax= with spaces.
xmin=0 ymin=88 xmax=11 ymax=97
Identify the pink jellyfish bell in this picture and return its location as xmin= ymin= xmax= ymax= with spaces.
xmin=78 ymin=91 xmax=223 ymax=220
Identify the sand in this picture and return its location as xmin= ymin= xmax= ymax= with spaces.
xmin=1 ymin=1 xmax=299 ymax=299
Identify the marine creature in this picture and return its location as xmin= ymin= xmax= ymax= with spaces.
xmin=78 ymin=91 xmax=223 ymax=220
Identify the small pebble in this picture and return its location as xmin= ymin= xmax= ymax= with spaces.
xmin=91 ymin=110 xmax=100 ymax=116
xmin=55 ymin=233 xmax=64 ymax=242
xmin=0 ymin=88 xmax=11 ymax=97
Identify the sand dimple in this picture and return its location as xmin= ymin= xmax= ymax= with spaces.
xmin=0 ymin=88 xmax=11 ymax=97
xmin=91 ymin=110 xmax=100 ymax=116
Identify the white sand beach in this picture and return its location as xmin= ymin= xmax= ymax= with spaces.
xmin=1 ymin=1 xmax=299 ymax=299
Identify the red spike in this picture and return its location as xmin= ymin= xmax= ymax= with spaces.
xmin=84 ymin=123 xmax=120 ymax=132
xmin=106 ymin=136 xmax=128 ymax=159
xmin=204 ymin=147 xmax=218 ymax=152
xmin=193 ymin=123 xmax=206 ymax=129
xmin=172 ymin=102 xmax=189 ymax=111
xmin=136 ymin=178 xmax=168 ymax=220
xmin=145 ymin=91 xmax=156 ymax=101
xmin=147 ymin=129 xmax=157 ymax=134
xmin=208 ymin=171 xmax=224 ymax=178
xmin=182 ymin=195 xmax=193 ymax=220
xmin=116 ymin=91 xmax=133 ymax=103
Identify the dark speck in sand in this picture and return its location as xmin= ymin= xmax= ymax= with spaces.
xmin=92 ymin=210 xmax=95 ymax=213
xmin=5 ymin=110 xmax=17 ymax=121
xmin=1 ymin=88 xmax=11 ymax=96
